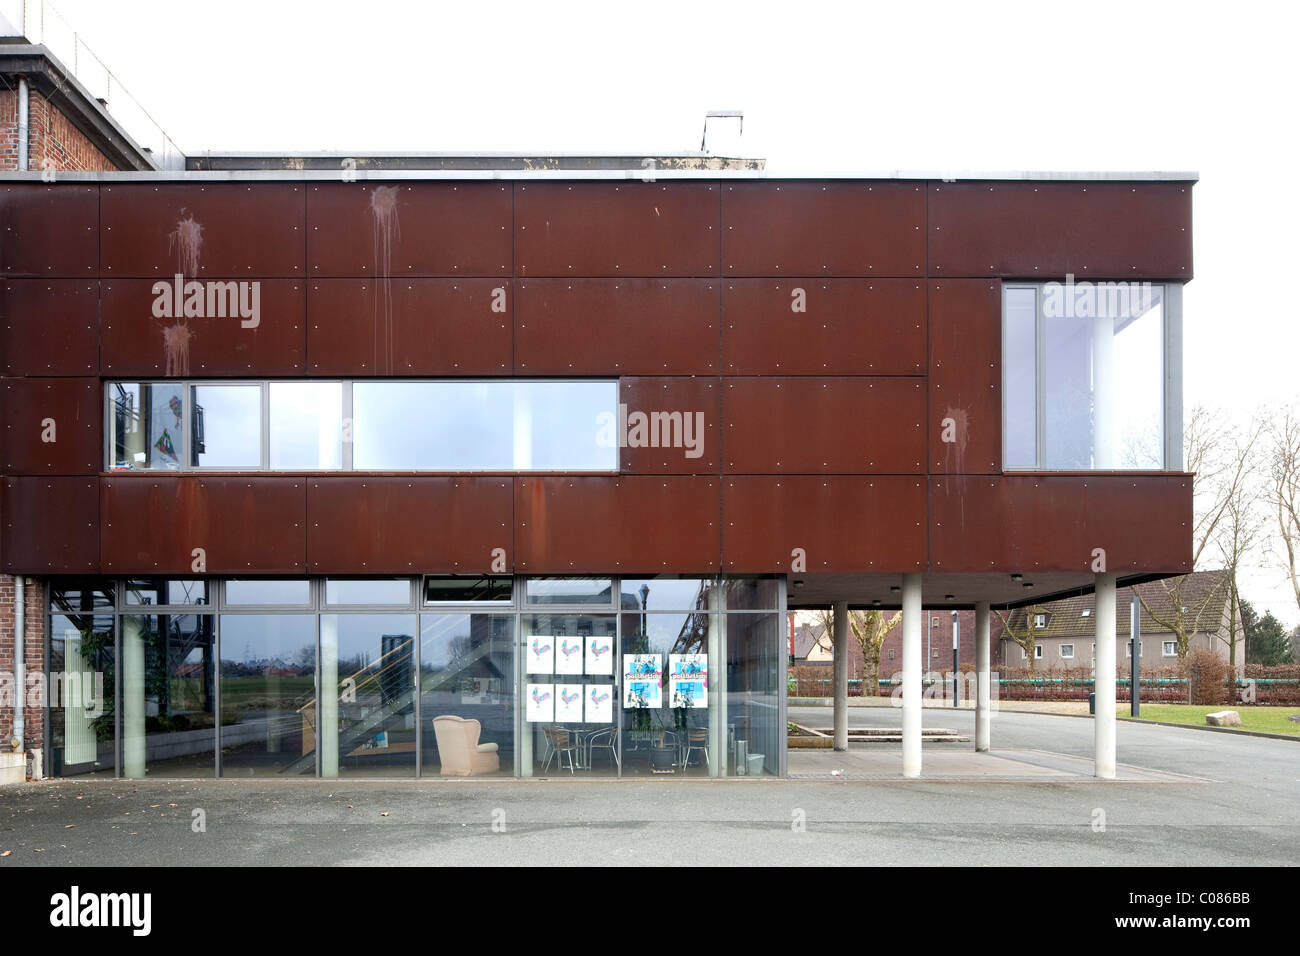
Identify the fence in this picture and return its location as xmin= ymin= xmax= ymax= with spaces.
xmin=787 ymin=663 xmax=1300 ymax=705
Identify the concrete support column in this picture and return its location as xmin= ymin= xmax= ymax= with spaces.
xmin=901 ymin=574 xmax=922 ymax=778
xmin=832 ymin=601 xmax=849 ymax=752
xmin=975 ymin=601 xmax=991 ymax=752
xmin=1094 ymin=572 xmax=1117 ymax=778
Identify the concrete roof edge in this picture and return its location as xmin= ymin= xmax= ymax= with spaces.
xmin=0 ymin=168 xmax=1200 ymax=183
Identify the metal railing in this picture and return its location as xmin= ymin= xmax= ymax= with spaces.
xmin=3 ymin=0 xmax=185 ymax=168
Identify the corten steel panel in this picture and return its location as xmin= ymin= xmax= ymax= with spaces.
xmin=102 ymin=279 xmax=306 ymax=375
xmin=0 ymin=280 xmax=100 ymax=375
xmin=515 ymin=476 xmax=720 ymax=573
xmin=306 ymin=182 xmax=512 ymax=277
xmin=928 ymin=280 xmax=1001 ymax=474
xmin=928 ymin=181 xmax=1194 ymax=279
xmin=100 ymin=183 xmax=305 ymax=278
xmin=100 ymin=477 xmax=307 ymax=573
xmin=928 ymin=476 xmax=1193 ymax=573
xmin=516 ymin=279 xmax=719 ymax=374
xmin=618 ymin=377 xmax=720 ymax=474
xmin=722 ymin=182 xmax=926 ymax=277
xmin=306 ymin=279 xmax=511 ymax=375
xmin=0 ymin=184 xmax=98 ymax=277
xmin=307 ymin=477 xmax=512 ymax=573
xmin=514 ymin=182 xmax=719 ymax=277
xmin=723 ymin=377 xmax=925 ymax=474
xmin=0 ymin=377 xmax=100 ymax=474
xmin=1 ymin=477 xmax=99 ymax=572
xmin=722 ymin=476 xmax=926 ymax=572
xmin=722 ymin=279 xmax=925 ymax=375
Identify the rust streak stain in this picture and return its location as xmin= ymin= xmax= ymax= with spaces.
xmin=369 ymin=186 xmax=401 ymax=373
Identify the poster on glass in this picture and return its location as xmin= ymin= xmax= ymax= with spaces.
xmin=526 ymin=683 xmax=554 ymax=722
xmin=555 ymin=636 xmax=584 ymax=675
xmin=585 ymin=684 xmax=614 ymax=723
xmin=622 ymin=654 xmax=661 ymax=708
xmin=556 ymin=684 xmax=584 ymax=723
xmin=526 ymin=636 xmax=554 ymax=675
xmin=669 ymin=654 xmax=708 ymax=708
xmin=586 ymin=634 xmax=613 ymax=675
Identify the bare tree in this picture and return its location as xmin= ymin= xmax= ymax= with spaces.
xmin=994 ymin=606 xmax=1047 ymax=674
xmin=1138 ymin=405 xmax=1242 ymax=664
xmin=1266 ymin=403 xmax=1300 ymax=615
xmin=816 ymin=608 xmax=902 ymax=697
xmin=1213 ymin=419 xmax=1267 ymax=668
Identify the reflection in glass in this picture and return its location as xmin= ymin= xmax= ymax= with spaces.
xmin=219 ymin=614 xmax=316 ymax=776
xmin=424 ymin=576 xmax=514 ymax=604
xmin=1003 ymin=287 xmax=1038 ymax=469
xmin=352 ymin=381 xmax=616 ymax=471
xmin=525 ymin=578 xmax=613 ymax=606
xmin=48 ymin=608 xmax=115 ymax=777
xmin=120 ymin=614 xmax=216 ymax=777
xmin=619 ymin=578 xmax=710 ymax=612
xmin=125 ymin=578 xmax=209 ymax=606
xmin=520 ymin=614 xmax=618 ymax=777
xmin=324 ymin=579 xmax=412 ymax=606
xmin=420 ymin=614 xmax=514 ymax=776
xmin=619 ymin=610 xmax=710 ymax=778
xmin=191 ymin=384 xmax=261 ymax=468
xmin=723 ymin=613 xmax=781 ymax=777
xmin=318 ymin=614 xmax=417 ymax=777
xmin=109 ymin=382 xmax=185 ymax=471
xmin=270 ymin=382 xmax=343 ymax=470
xmin=224 ymin=579 xmax=311 ymax=606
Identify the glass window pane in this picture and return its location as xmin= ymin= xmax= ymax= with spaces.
xmin=513 ymin=381 xmax=617 ymax=471
xmin=49 ymin=611 xmax=115 ymax=777
xmin=125 ymin=578 xmax=209 ymax=606
xmin=1044 ymin=282 xmax=1164 ymax=469
xmin=270 ymin=382 xmax=342 ymax=470
xmin=421 ymin=613 xmax=515 ymax=777
xmin=191 ymin=384 xmax=261 ymax=468
xmin=1003 ymin=288 xmax=1038 ymax=468
xmin=324 ymin=578 xmax=412 ymax=606
xmin=109 ymin=382 xmax=186 ymax=471
xmin=619 ymin=578 xmax=711 ymax=612
xmin=520 ymin=613 xmax=619 ymax=777
xmin=354 ymin=382 xmax=514 ymax=470
xmin=120 ymin=614 xmax=216 ymax=778
xmin=352 ymin=381 xmax=617 ymax=471
xmin=224 ymin=579 xmax=311 ymax=606
xmin=320 ymin=614 xmax=417 ymax=777
xmin=618 ymin=609 xmax=710 ymax=778
xmin=219 ymin=614 xmax=317 ymax=776
xmin=423 ymin=576 xmax=514 ymax=604
xmin=525 ymin=578 xmax=613 ymax=606
xmin=723 ymin=613 xmax=781 ymax=777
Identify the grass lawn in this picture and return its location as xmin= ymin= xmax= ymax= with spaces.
xmin=1122 ymin=703 xmax=1300 ymax=736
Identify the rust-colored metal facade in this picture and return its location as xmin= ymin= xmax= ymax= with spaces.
xmin=0 ymin=176 xmax=1195 ymax=604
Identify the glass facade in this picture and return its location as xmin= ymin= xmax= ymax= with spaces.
xmin=106 ymin=380 xmax=618 ymax=473
xmin=1003 ymin=282 xmax=1175 ymax=470
xmin=42 ymin=576 xmax=785 ymax=779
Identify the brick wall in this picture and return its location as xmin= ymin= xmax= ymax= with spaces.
xmin=0 ymin=88 xmax=118 ymax=172
xmin=0 ymin=574 xmax=46 ymax=778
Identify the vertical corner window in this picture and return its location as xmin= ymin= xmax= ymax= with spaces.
xmin=1003 ymin=282 xmax=1175 ymax=470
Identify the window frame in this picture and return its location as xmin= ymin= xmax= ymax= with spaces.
xmin=1001 ymin=281 xmax=1183 ymax=472
xmin=1060 ymin=643 xmax=1074 ymax=659
xmin=104 ymin=378 xmax=620 ymax=474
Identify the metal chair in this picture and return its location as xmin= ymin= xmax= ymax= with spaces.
xmin=682 ymin=727 xmax=709 ymax=770
xmin=585 ymin=726 xmax=620 ymax=770
xmin=541 ymin=727 xmax=578 ymax=774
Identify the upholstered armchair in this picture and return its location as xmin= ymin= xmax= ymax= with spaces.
xmin=432 ymin=715 xmax=500 ymax=776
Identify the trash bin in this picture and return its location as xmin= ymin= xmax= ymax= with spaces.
xmin=1088 ymin=692 xmax=1095 ymax=715
xmin=734 ymin=739 xmax=748 ymax=775
xmin=745 ymin=753 xmax=765 ymax=776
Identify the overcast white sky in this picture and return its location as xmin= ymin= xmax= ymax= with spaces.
xmin=18 ymin=0 xmax=1300 ymax=626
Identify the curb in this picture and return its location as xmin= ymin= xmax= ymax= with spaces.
xmin=1117 ymin=716 xmax=1300 ymax=743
